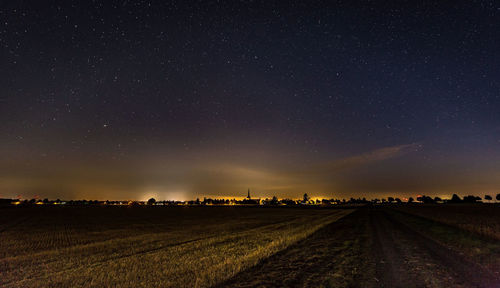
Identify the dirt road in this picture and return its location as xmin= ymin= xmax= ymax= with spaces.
xmin=219 ymin=207 xmax=500 ymax=288
xmin=370 ymin=208 xmax=499 ymax=288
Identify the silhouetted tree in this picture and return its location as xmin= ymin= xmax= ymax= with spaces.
xmin=414 ymin=195 xmax=434 ymax=203
xmin=395 ymin=198 xmax=402 ymax=203
xmin=388 ymin=197 xmax=395 ymax=203
xmin=451 ymin=194 xmax=462 ymax=203
xmin=281 ymin=199 xmax=297 ymax=205
xmin=434 ymin=197 xmax=442 ymax=202
xmin=408 ymin=197 xmax=414 ymax=203
xmin=128 ymin=201 xmax=140 ymax=208
xmin=303 ymin=193 xmax=310 ymax=203
xmin=462 ymin=195 xmax=481 ymax=203
xmin=321 ymin=199 xmax=331 ymax=205
xmin=147 ymin=198 xmax=156 ymax=205
xmin=496 ymin=194 xmax=500 ymax=202
xmin=0 ymin=198 xmax=14 ymax=205
xmin=270 ymin=196 xmax=279 ymax=205
xmin=484 ymin=195 xmax=492 ymax=202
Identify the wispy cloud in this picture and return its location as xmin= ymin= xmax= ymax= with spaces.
xmin=319 ymin=143 xmax=422 ymax=173
xmin=184 ymin=143 xmax=424 ymax=198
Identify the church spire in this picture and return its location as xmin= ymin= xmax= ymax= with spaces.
xmin=247 ymin=188 xmax=251 ymax=199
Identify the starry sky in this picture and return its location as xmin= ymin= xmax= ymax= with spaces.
xmin=1 ymin=1 xmax=500 ymax=201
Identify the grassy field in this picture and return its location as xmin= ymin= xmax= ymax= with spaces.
xmin=0 ymin=206 xmax=352 ymax=288
xmin=2 ymin=204 xmax=499 ymax=288
xmin=391 ymin=203 xmax=500 ymax=240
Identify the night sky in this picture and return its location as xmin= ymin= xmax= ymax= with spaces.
xmin=1 ymin=1 xmax=500 ymax=201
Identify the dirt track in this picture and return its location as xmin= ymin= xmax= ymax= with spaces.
xmin=370 ymin=208 xmax=500 ymax=288
xmin=219 ymin=207 xmax=500 ymax=288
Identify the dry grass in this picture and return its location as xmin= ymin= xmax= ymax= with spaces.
xmin=0 ymin=206 xmax=352 ymax=287
xmin=392 ymin=204 xmax=500 ymax=241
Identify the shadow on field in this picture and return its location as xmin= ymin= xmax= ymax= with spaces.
xmin=217 ymin=209 xmax=373 ymax=288
xmin=219 ymin=207 xmax=500 ymax=288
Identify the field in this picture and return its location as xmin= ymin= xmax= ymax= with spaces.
xmin=220 ymin=205 xmax=500 ymax=288
xmin=1 ymin=205 xmax=500 ymax=287
xmin=392 ymin=204 xmax=500 ymax=240
xmin=0 ymin=206 xmax=352 ymax=287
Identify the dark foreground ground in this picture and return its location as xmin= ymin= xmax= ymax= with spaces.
xmin=1 ymin=205 xmax=499 ymax=287
xmin=219 ymin=206 xmax=500 ymax=288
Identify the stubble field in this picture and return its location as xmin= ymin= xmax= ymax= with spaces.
xmin=220 ymin=204 xmax=500 ymax=288
xmin=2 ymin=204 xmax=500 ymax=288
xmin=0 ymin=206 xmax=352 ymax=287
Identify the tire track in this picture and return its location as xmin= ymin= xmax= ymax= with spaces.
xmin=371 ymin=208 xmax=500 ymax=288
xmin=370 ymin=210 xmax=413 ymax=287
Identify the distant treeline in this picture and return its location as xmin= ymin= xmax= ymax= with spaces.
xmin=1 ymin=193 xmax=499 ymax=207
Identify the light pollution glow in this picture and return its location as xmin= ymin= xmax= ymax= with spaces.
xmin=1 ymin=142 xmax=500 ymax=201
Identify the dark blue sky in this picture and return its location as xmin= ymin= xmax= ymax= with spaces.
xmin=1 ymin=1 xmax=499 ymax=200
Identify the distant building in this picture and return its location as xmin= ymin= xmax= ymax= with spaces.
xmin=241 ymin=189 xmax=260 ymax=205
